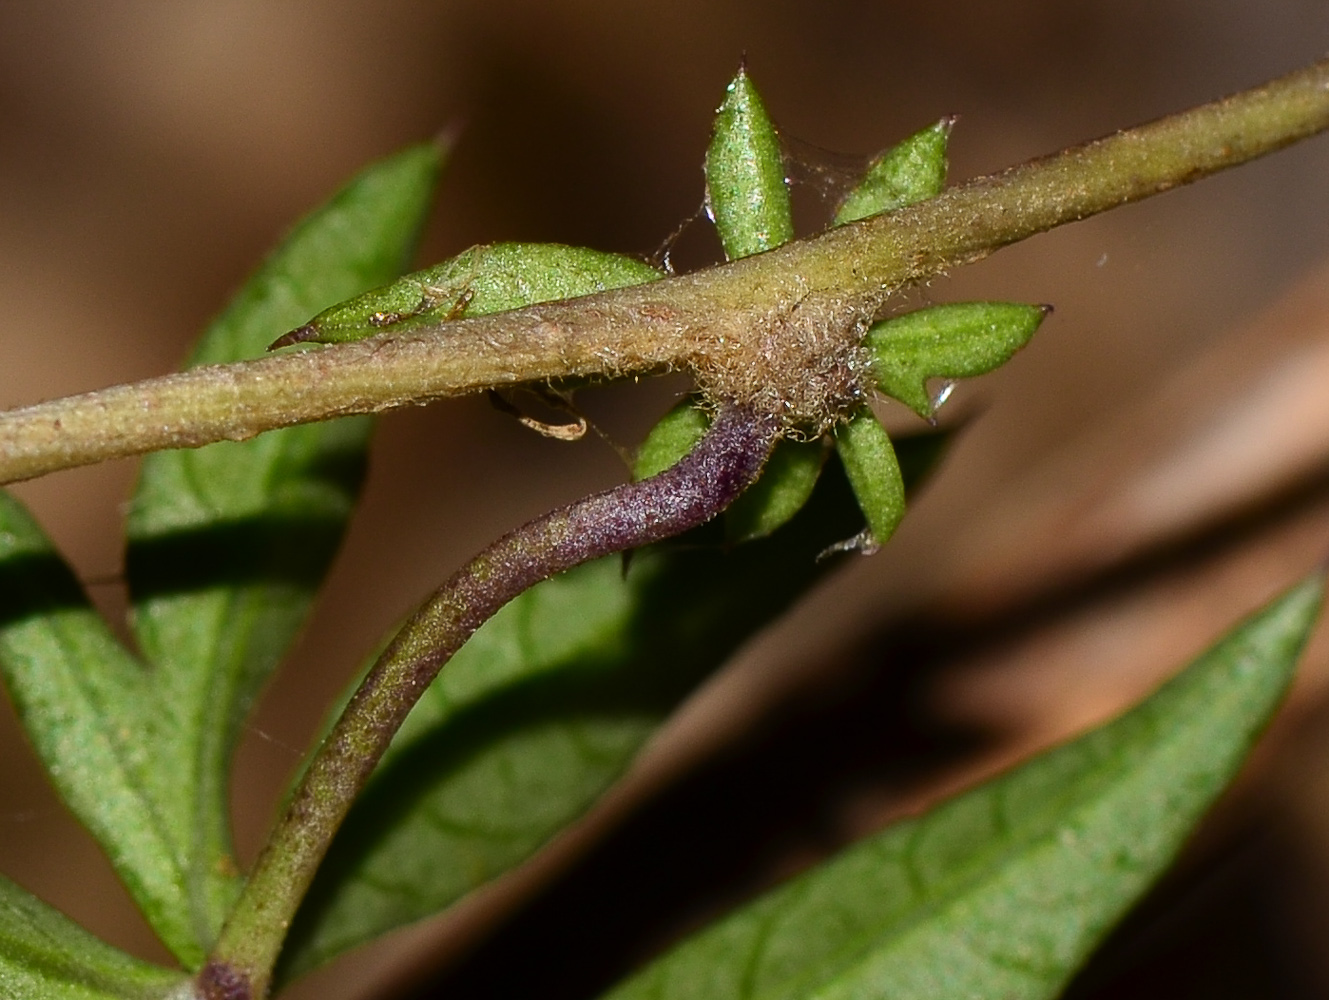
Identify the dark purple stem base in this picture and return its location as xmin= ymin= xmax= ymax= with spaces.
xmin=204 ymin=401 xmax=779 ymax=998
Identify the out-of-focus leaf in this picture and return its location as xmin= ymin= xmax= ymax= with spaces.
xmin=278 ymin=242 xmax=662 ymax=346
xmin=122 ymin=141 xmax=444 ymax=961
xmin=0 ymin=873 xmax=185 ymax=999
xmin=632 ymin=399 xmax=711 ymax=482
xmin=275 ymin=443 xmax=939 ymax=983
xmin=726 ymin=439 xmax=825 ymax=543
xmin=834 ymin=118 xmax=952 ymax=226
xmin=705 ymin=65 xmax=793 ymax=261
xmin=0 ymin=491 xmax=194 ymax=962
xmin=834 ymin=410 xmax=905 ymax=550
xmin=867 ymin=302 xmax=1049 ymax=418
xmin=602 ymin=573 xmax=1324 ymax=1000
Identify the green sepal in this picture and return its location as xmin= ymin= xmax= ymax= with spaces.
xmin=0 ymin=873 xmax=186 ymax=1000
xmin=834 ymin=410 xmax=906 ymax=550
xmin=636 ymin=409 xmax=827 ymax=545
xmin=278 ymin=242 xmax=662 ymax=346
xmin=867 ymin=301 xmax=1049 ymax=418
xmin=726 ymin=438 xmax=826 ymax=543
xmin=603 ymin=572 xmax=1324 ymax=1000
xmin=637 ymin=63 xmax=794 ymax=514
xmin=835 ymin=118 xmax=952 ymax=225
xmin=632 ymin=399 xmax=712 ymax=481
xmin=705 ymin=66 xmax=794 ymax=261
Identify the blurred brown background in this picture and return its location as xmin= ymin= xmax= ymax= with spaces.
xmin=2 ymin=2 xmax=1329 ymax=998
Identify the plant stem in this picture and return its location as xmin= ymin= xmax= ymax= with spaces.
xmin=200 ymin=403 xmax=778 ymax=999
xmin=2 ymin=59 xmax=1327 ymax=484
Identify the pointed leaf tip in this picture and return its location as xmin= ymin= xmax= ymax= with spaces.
xmin=835 ymin=117 xmax=953 ymax=226
xmin=603 ymin=571 xmax=1323 ymax=1000
xmin=868 ymin=301 xmax=1049 ymax=417
xmin=834 ymin=410 xmax=906 ymax=548
xmin=268 ymin=323 xmax=318 ymax=350
xmin=287 ymin=242 xmax=663 ymax=345
xmin=705 ymin=65 xmax=794 ymax=260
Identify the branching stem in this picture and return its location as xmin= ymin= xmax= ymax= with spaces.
xmin=1 ymin=59 xmax=1327 ymax=483
xmin=201 ymin=403 xmax=779 ymax=999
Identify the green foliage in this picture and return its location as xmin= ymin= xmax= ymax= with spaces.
xmin=125 ymin=142 xmax=442 ymax=960
xmin=281 ymin=242 xmax=663 ymax=346
xmin=705 ymin=65 xmax=794 ymax=260
xmin=0 ymin=874 xmax=184 ymax=1000
xmin=726 ymin=439 xmax=826 ymax=543
xmin=270 ymin=94 xmax=971 ymax=978
xmin=834 ymin=409 xmax=906 ymax=549
xmin=697 ymin=67 xmax=828 ymax=542
xmin=0 ymin=491 xmax=201 ymax=965
xmin=867 ymin=302 xmax=1050 ymax=418
xmin=0 ymin=142 xmax=442 ymax=969
xmin=275 ymin=452 xmax=884 ymax=982
xmin=604 ymin=574 xmax=1324 ymax=1000
xmin=830 ymin=122 xmax=1045 ymax=540
xmin=834 ymin=118 xmax=952 ymax=225
xmin=688 ymin=74 xmax=1023 ymax=552
xmin=0 ymin=63 xmax=1315 ymax=1000
xmin=632 ymin=398 xmax=712 ymax=481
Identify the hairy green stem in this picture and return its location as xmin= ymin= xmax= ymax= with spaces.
xmin=2 ymin=59 xmax=1327 ymax=483
xmin=200 ymin=404 xmax=778 ymax=999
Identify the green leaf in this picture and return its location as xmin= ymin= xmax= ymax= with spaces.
xmin=705 ymin=65 xmax=794 ymax=261
xmin=635 ymin=65 xmax=796 ymax=515
xmin=0 ymin=491 xmax=195 ymax=964
xmin=274 ymin=449 xmax=899 ymax=983
xmin=867 ymin=301 xmax=1049 ymax=418
xmin=635 ymin=407 xmax=826 ymax=545
xmin=0 ymin=873 xmax=185 ymax=1000
xmin=121 ymin=141 xmax=443 ymax=961
xmin=278 ymin=242 xmax=663 ymax=346
xmin=834 ymin=410 xmax=905 ymax=550
xmin=834 ymin=118 xmax=952 ymax=226
xmin=726 ymin=439 xmax=825 ymax=543
xmin=632 ymin=399 xmax=712 ymax=481
xmin=602 ymin=572 xmax=1324 ymax=1000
